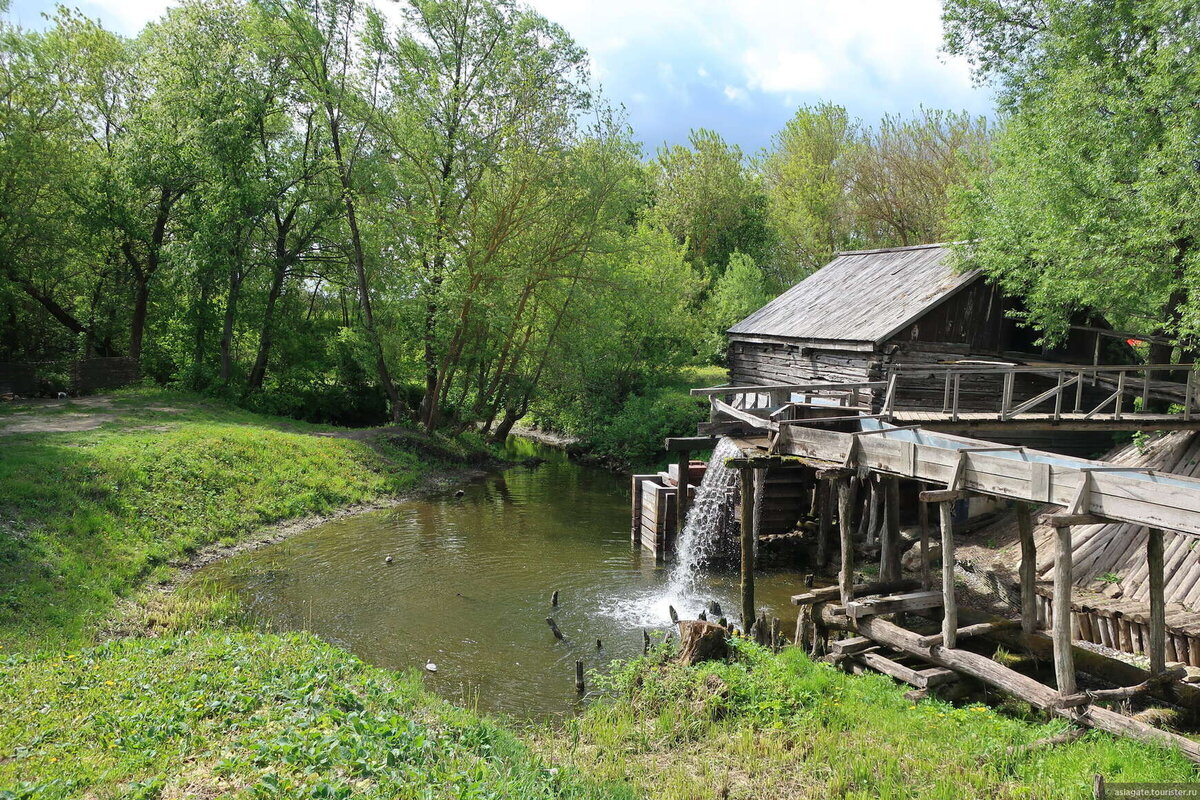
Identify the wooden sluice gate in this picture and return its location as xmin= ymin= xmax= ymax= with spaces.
xmin=663 ymin=414 xmax=1200 ymax=762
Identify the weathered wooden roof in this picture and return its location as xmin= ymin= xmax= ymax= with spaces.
xmin=727 ymin=243 xmax=978 ymax=344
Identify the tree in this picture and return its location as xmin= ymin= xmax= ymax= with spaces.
xmin=851 ymin=108 xmax=990 ymax=248
xmin=760 ymin=102 xmax=858 ymax=277
xmin=367 ymin=0 xmax=596 ymax=430
xmin=944 ymin=0 xmax=1200 ymax=359
xmin=649 ymin=129 xmax=771 ymax=278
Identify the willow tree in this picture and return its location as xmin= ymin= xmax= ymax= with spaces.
xmin=945 ymin=0 xmax=1200 ymax=358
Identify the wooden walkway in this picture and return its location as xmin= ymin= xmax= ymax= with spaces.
xmin=893 ymin=410 xmax=1199 ymax=431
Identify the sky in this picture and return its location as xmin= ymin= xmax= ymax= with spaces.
xmin=5 ymin=0 xmax=994 ymax=155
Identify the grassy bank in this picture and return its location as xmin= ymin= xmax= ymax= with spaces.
xmin=0 ymin=388 xmax=488 ymax=651
xmin=0 ymin=630 xmax=622 ymax=800
xmin=540 ymin=640 xmax=1197 ymax=799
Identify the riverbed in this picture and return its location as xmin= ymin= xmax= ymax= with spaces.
xmin=196 ymin=438 xmax=805 ymax=718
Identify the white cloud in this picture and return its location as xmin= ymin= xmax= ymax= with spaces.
xmin=9 ymin=0 xmax=992 ymax=150
xmin=722 ymin=85 xmax=748 ymax=104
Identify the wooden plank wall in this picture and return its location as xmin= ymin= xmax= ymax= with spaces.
xmin=726 ymin=339 xmax=878 ymax=389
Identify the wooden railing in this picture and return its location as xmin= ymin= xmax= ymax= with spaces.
xmin=882 ymin=363 xmax=1198 ymax=423
xmin=692 ymin=381 xmax=887 ymax=432
xmin=696 ymin=364 xmax=1200 ymax=431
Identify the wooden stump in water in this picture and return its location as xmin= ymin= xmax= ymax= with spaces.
xmin=677 ymin=620 xmax=731 ymax=665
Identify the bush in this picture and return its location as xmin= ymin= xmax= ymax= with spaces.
xmin=585 ymin=387 xmax=706 ymax=468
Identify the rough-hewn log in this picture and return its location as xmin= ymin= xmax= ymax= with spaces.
xmin=939 ymin=500 xmax=957 ymax=648
xmin=838 ymin=476 xmax=856 ymax=605
xmin=1053 ymin=524 xmax=1077 ymax=696
xmin=917 ymin=620 xmax=1018 ymax=648
xmin=791 ymin=578 xmax=920 ymax=606
xmin=1017 ymin=503 xmax=1037 ymax=635
xmin=740 ymin=465 xmax=756 ymax=628
xmin=1149 ymin=528 xmax=1166 ymax=675
xmin=846 ymin=590 xmax=943 ymax=620
xmin=950 ymin=606 xmax=1200 ymax=713
xmin=816 ymin=479 xmax=833 ymax=568
xmin=881 ymin=476 xmax=901 ymax=582
xmin=817 ymin=609 xmax=1200 ymax=762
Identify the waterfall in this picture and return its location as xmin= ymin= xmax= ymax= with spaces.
xmin=666 ymin=437 xmax=743 ymax=595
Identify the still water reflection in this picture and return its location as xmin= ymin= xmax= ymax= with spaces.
xmin=198 ymin=438 xmax=804 ymax=717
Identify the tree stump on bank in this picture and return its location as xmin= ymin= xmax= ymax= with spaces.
xmin=677 ymin=620 xmax=731 ymax=665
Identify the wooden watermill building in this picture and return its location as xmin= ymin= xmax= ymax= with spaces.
xmin=643 ymin=240 xmax=1200 ymax=760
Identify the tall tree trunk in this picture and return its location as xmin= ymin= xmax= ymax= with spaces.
xmin=129 ymin=278 xmax=150 ymax=364
xmin=325 ymin=101 xmax=403 ymax=422
xmin=248 ymin=262 xmax=287 ymax=392
xmin=219 ymin=268 xmax=241 ymax=385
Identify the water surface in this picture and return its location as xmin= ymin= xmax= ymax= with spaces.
xmin=198 ymin=439 xmax=805 ymax=717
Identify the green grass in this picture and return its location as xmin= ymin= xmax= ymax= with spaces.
xmin=538 ymin=639 xmax=1198 ymax=799
xmin=0 ymin=388 xmax=484 ymax=651
xmin=0 ymin=630 xmax=627 ymax=800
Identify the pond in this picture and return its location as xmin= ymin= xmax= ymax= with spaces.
xmin=196 ymin=438 xmax=806 ymax=718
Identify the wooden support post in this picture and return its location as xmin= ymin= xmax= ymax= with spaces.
xmin=816 ymin=479 xmax=832 ymax=568
xmin=1148 ymin=527 xmax=1166 ymax=675
xmin=675 ymin=450 xmax=690 ymax=543
xmin=918 ymin=493 xmax=931 ymax=590
xmin=1053 ymin=524 xmax=1077 ymax=696
xmin=1017 ymin=503 xmax=1037 ymax=635
xmin=740 ymin=465 xmax=756 ymax=629
xmin=939 ymin=500 xmax=957 ymax=648
xmin=881 ymin=476 xmax=901 ymax=583
xmin=866 ymin=477 xmax=882 ymax=546
xmin=838 ymin=477 xmax=856 ymax=606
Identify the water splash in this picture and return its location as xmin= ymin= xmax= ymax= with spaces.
xmin=667 ymin=437 xmax=742 ymax=593
xmin=605 ymin=437 xmax=745 ymax=629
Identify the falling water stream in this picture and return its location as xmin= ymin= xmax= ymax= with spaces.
xmin=195 ymin=437 xmax=804 ymax=718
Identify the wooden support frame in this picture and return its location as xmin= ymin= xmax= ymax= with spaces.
xmin=739 ymin=465 xmax=756 ymax=629
xmin=880 ymin=476 xmax=901 ymax=582
xmin=939 ymin=500 xmax=957 ymax=648
xmin=1148 ymin=528 xmax=1166 ymax=675
xmin=1052 ymin=523 xmax=1077 ymax=697
xmin=837 ymin=476 xmax=857 ymax=606
xmin=1016 ymin=503 xmax=1037 ymax=635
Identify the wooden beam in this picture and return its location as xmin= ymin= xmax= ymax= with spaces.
xmin=917 ymin=620 xmax=1018 ymax=648
xmin=857 ymin=651 xmax=957 ymax=689
xmin=838 ymin=476 xmax=856 ymax=605
xmin=739 ymin=465 xmax=756 ymax=629
xmin=880 ymin=476 xmax=901 ymax=582
xmin=816 ymin=478 xmax=833 ymax=568
xmin=940 ymin=500 xmax=957 ymax=648
xmin=1148 ymin=528 xmax=1166 ymax=675
xmin=664 ymin=436 xmax=717 ymax=452
xmin=691 ymin=380 xmax=887 ymax=397
xmin=1040 ymin=513 xmax=1108 ymax=527
xmin=713 ymin=398 xmax=779 ymax=432
xmin=1017 ymin=503 xmax=1037 ymax=636
xmin=846 ymin=590 xmax=943 ymax=620
xmin=1052 ymin=524 xmax=1077 ymax=696
xmin=675 ymin=450 xmax=689 ymax=547
xmin=790 ymin=578 xmax=920 ymax=606
xmin=920 ymin=489 xmax=965 ymax=503
xmin=829 ymin=636 xmax=876 ymax=656
xmin=918 ymin=491 xmax=932 ymax=590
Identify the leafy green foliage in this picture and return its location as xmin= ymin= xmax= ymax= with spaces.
xmin=945 ymin=0 xmax=1200 ymax=351
xmin=0 ymin=389 xmax=475 ymax=650
xmin=0 ymin=631 xmax=622 ymax=799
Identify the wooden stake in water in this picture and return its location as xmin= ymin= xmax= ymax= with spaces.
xmin=550 ymin=589 xmax=559 ymax=607
xmin=739 ymin=464 xmax=756 ymax=630
xmin=575 ymin=660 xmax=585 ymax=693
xmin=546 ymin=617 xmax=564 ymax=641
